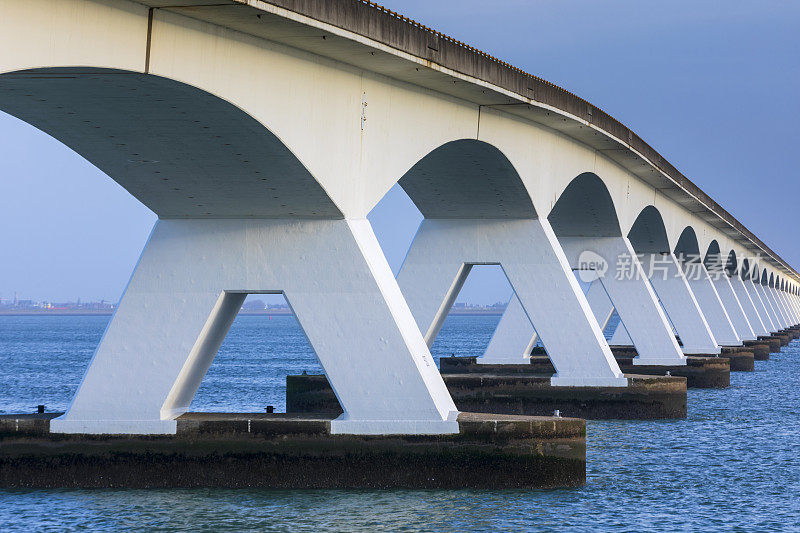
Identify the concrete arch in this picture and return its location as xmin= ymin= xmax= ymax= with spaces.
xmin=0 ymin=68 xmax=342 ymax=218
xmin=704 ymin=240 xmax=723 ymax=273
xmin=725 ymin=250 xmax=739 ymax=277
xmin=769 ymin=272 xmax=775 ymax=288
xmin=761 ymin=268 xmax=769 ymax=286
xmin=741 ymin=258 xmax=752 ymax=280
xmin=397 ymin=139 xmax=536 ymax=219
xmin=548 ymin=173 xmax=621 ymax=237
xmin=627 ymin=205 xmax=670 ymax=253
xmin=674 ymin=226 xmax=701 ymax=259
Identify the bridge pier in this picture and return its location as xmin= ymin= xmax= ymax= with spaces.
xmin=763 ymin=285 xmax=789 ymax=329
xmin=51 ymin=218 xmax=459 ymax=436
xmin=396 ymin=218 xmax=626 ymax=387
xmin=482 ymin=243 xmax=704 ymax=366
xmin=773 ymin=287 xmax=797 ymax=325
xmin=710 ymin=274 xmax=756 ymax=341
xmin=731 ymin=275 xmax=770 ymax=337
xmin=755 ymin=281 xmax=784 ymax=331
xmin=561 ymin=236 xmax=687 ymax=366
xmin=747 ymin=279 xmax=778 ymax=333
xmin=676 ymin=256 xmax=741 ymax=347
xmin=778 ymin=290 xmax=799 ymax=324
xmin=639 ymin=252 xmax=719 ymax=355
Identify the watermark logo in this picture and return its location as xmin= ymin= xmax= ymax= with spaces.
xmin=574 ymin=250 xmax=766 ymax=283
xmin=576 ymin=250 xmax=608 ymax=282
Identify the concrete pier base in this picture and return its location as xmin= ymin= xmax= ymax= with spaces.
xmin=626 ymin=344 xmax=754 ymax=370
xmin=742 ymin=341 xmax=771 ymax=361
xmin=612 ymin=345 xmax=748 ymax=375
xmin=0 ymin=412 xmax=585 ymax=489
xmin=442 ymin=355 xmax=731 ymax=387
xmin=758 ymin=336 xmax=783 ymax=353
xmin=783 ymin=328 xmax=799 ymax=340
xmin=287 ymin=374 xmax=687 ymax=420
xmin=719 ymin=347 xmax=757 ymax=370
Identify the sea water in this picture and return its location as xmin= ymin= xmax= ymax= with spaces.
xmin=1 ymin=315 xmax=799 ymax=531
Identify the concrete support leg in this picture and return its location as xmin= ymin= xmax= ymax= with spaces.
xmin=731 ymin=276 xmax=770 ymax=337
xmin=481 ymin=295 xmax=538 ymax=364
xmin=786 ymin=292 xmax=800 ymax=321
xmin=643 ymin=253 xmax=719 ymax=354
xmin=764 ymin=287 xmax=789 ymax=328
xmin=782 ymin=292 xmax=798 ymax=325
xmin=584 ymin=278 xmax=617 ymax=331
xmin=772 ymin=288 xmax=795 ymax=326
xmin=755 ymin=283 xmax=783 ymax=331
xmin=783 ymin=292 xmax=800 ymax=325
xmin=559 ymin=237 xmax=685 ymax=366
xmin=680 ymin=261 xmax=741 ymax=346
xmin=781 ymin=291 xmax=798 ymax=325
xmin=481 ymin=275 xmax=615 ymax=363
xmin=608 ymin=317 xmax=633 ymax=345
xmin=783 ymin=293 xmax=798 ymax=325
xmin=711 ymin=276 xmax=756 ymax=341
xmin=791 ymin=294 xmax=800 ymax=324
xmin=769 ymin=288 xmax=790 ymax=327
xmin=51 ymin=218 xmax=459 ymax=435
xmin=747 ymin=280 xmax=777 ymax=332
xmin=396 ymin=218 xmax=626 ymax=386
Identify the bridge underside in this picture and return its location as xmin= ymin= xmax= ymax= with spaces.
xmin=1 ymin=0 xmax=798 ymax=435
xmin=0 ymin=68 xmax=341 ymax=218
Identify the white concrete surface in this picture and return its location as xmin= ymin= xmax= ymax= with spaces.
xmin=1 ymin=0 xmax=796 ymax=435
xmin=52 ymin=219 xmax=459 ymax=435
xmin=644 ymin=253 xmax=720 ymax=354
xmin=396 ymin=218 xmax=627 ymax=386
xmin=559 ymin=237 xmax=686 ymax=366
xmin=711 ymin=275 xmax=756 ymax=341
xmin=730 ymin=275 xmax=770 ymax=337
xmin=676 ymin=259 xmax=740 ymax=346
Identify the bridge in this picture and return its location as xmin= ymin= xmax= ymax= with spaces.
xmin=2 ymin=0 xmax=798 ymax=436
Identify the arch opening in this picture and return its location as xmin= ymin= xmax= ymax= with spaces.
xmin=548 ymin=173 xmax=621 ymax=237
xmin=397 ymin=139 xmax=537 ymax=219
xmin=628 ymin=206 xmax=670 ymax=253
xmin=741 ymin=258 xmax=752 ymax=281
xmin=725 ymin=250 xmax=738 ymax=277
xmin=703 ymin=240 xmax=723 ymax=274
xmin=0 ymin=68 xmax=341 ymax=218
xmin=674 ymin=226 xmax=701 ymax=261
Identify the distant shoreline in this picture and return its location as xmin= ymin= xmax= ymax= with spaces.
xmin=0 ymin=308 xmax=504 ymax=317
xmin=0 ymin=310 xmax=115 ymax=316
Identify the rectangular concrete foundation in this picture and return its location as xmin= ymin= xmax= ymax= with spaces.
xmin=287 ymin=374 xmax=687 ymax=420
xmin=0 ymin=412 xmax=585 ymax=489
xmin=610 ymin=345 xmax=754 ymax=371
xmin=441 ymin=355 xmax=732 ymax=387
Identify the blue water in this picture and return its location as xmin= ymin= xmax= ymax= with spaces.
xmin=2 ymin=315 xmax=800 ymax=531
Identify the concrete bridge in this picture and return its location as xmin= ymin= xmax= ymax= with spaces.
xmin=2 ymin=0 xmax=798 ymax=435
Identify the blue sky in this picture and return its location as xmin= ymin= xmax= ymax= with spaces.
xmin=1 ymin=1 xmax=798 ymax=304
